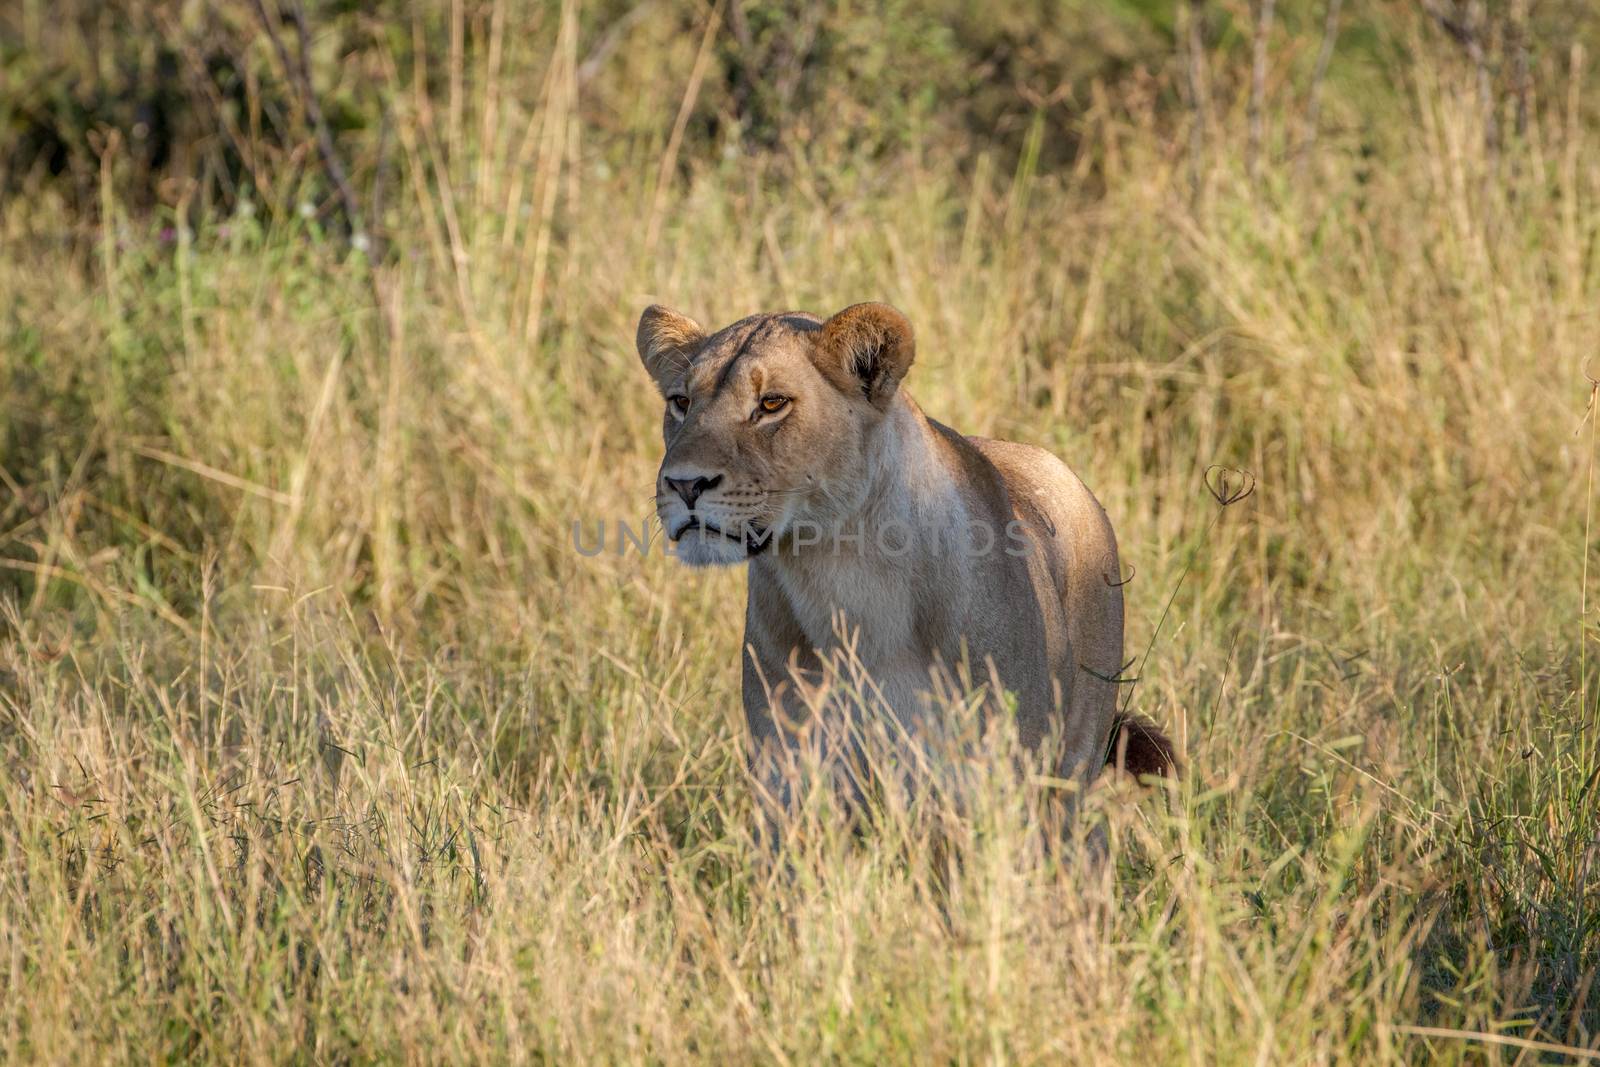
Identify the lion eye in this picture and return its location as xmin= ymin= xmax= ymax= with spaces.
xmin=669 ymin=394 xmax=690 ymax=415
xmin=758 ymin=394 xmax=790 ymax=415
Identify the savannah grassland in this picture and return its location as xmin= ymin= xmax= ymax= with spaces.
xmin=2 ymin=0 xmax=1599 ymax=1062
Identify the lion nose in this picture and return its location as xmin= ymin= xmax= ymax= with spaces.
xmin=665 ymin=473 xmax=721 ymax=509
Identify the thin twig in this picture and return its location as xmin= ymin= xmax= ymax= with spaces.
xmin=772 ymin=0 xmax=824 ymax=118
xmin=1105 ymin=563 xmax=1136 ymax=588
xmin=250 ymin=0 xmax=368 ymax=245
xmin=1418 ymin=0 xmax=1499 ymax=154
xmin=1580 ymin=367 xmax=1598 ymax=766
xmin=1184 ymin=0 xmax=1211 ymax=197
xmin=1118 ymin=466 xmax=1256 ymax=718
xmin=1295 ymin=0 xmax=1344 ymax=174
xmin=128 ymin=443 xmax=293 ymax=506
xmin=644 ymin=0 xmax=723 ymax=252
xmin=1509 ymin=0 xmax=1532 ymax=138
xmin=723 ymin=0 xmax=757 ymax=126
xmin=1081 ymin=658 xmax=1139 ymax=686
xmin=367 ymin=106 xmax=391 ymax=260
xmin=576 ymin=1 xmax=656 ymax=87
xmin=1248 ymin=0 xmax=1276 ymax=186
xmin=1392 ymin=1025 xmax=1600 ymax=1062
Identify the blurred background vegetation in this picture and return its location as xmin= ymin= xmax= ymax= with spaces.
xmin=2 ymin=1 xmax=1599 ymax=1062
xmin=4 ymin=0 xmax=1593 ymax=227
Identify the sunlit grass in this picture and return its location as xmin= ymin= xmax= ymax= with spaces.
xmin=2 ymin=3 xmax=1598 ymax=1062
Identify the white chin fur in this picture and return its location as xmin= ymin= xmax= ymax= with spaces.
xmin=670 ymin=527 xmax=748 ymax=567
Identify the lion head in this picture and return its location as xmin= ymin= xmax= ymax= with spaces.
xmin=635 ymin=302 xmax=916 ymax=566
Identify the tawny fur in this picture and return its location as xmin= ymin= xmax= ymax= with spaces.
xmin=636 ymin=301 xmax=1175 ymax=809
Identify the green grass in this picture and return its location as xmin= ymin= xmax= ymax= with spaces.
xmin=2 ymin=2 xmax=1599 ymax=1062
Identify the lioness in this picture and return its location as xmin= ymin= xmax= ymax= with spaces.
xmin=637 ymin=301 xmax=1173 ymax=823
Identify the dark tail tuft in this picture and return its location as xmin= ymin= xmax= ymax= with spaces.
xmin=1105 ymin=714 xmax=1178 ymax=780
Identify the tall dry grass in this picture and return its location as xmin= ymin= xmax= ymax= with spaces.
xmin=2 ymin=2 xmax=1598 ymax=1062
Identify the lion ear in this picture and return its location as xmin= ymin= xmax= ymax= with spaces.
xmin=815 ymin=302 xmax=915 ymax=408
xmin=636 ymin=305 xmax=706 ymax=393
